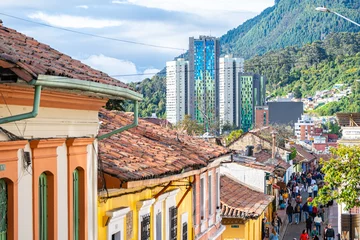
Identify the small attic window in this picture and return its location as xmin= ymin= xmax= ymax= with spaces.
xmin=0 ymin=67 xmax=17 ymax=83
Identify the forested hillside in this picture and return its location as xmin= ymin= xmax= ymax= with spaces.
xmin=245 ymin=32 xmax=360 ymax=95
xmin=122 ymin=0 xmax=360 ymax=117
xmin=221 ymin=0 xmax=360 ymax=59
xmin=123 ymin=76 xmax=166 ymax=118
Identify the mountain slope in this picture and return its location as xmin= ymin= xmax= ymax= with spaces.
xmin=221 ymin=0 xmax=360 ymax=59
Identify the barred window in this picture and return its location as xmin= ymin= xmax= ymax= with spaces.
xmin=140 ymin=214 xmax=150 ymax=240
xmin=169 ymin=206 xmax=177 ymax=240
xmin=182 ymin=222 xmax=188 ymax=240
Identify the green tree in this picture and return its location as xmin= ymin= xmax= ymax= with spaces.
xmin=225 ymin=129 xmax=244 ymax=146
xmin=173 ymin=115 xmax=204 ymax=136
xmin=293 ymin=86 xmax=302 ymax=99
xmin=314 ymin=145 xmax=360 ymax=210
xmin=289 ymin=147 xmax=297 ymax=160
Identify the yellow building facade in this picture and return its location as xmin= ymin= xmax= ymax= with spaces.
xmin=98 ymin=177 xmax=194 ymax=240
xmin=220 ymin=175 xmax=275 ymax=240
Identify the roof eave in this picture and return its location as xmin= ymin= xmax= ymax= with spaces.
xmin=31 ymin=75 xmax=143 ymax=101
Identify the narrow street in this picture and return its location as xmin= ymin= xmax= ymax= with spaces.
xmin=283 ymin=187 xmax=327 ymax=240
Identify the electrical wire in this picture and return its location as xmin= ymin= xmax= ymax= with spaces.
xmin=0 ymin=12 xmax=186 ymax=51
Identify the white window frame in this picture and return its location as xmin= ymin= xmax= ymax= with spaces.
xmin=106 ymin=207 xmax=130 ymax=240
xmin=181 ymin=212 xmax=188 ymax=240
xmin=200 ymin=172 xmax=206 ymax=233
xmin=153 ymin=192 xmax=169 ymax=240
xmin=137 ymin=198 xmax=155 ymax=240
xmin=208 ymin=170 xmax=214 ymax=226
xmin=215 ymin=168 xmax=221 ymax=224
xmin=165 ymin=189 xmax=180 ymax=240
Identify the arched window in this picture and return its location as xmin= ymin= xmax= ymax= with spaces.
xmin=0 ymin=179 xmax=7 ymax=239
xmin=39 ymin=173 xmax=48 ymax=240
xmin=73 ymin=169 xmax=79 ymax=240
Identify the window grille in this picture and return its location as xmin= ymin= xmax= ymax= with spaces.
xmin=169 ymin=206 xmax=177 ymax=240
xmin=0 ymin=179 xmax=7 ymax=240
xmin=182 ymin=222 xmax=188 ymax=240
xmin=39 ymin=173 xmax=48 ymax=240
xmin=140 ymin=214 xmax=150 ymax=240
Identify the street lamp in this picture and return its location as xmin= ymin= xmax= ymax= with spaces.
xmin=315 ymin=6 xmax=360 ymax=27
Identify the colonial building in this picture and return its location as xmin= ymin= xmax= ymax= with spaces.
xmin=97 ymin=109 xmax=230 ymax=240
xmin=0 ymin=24 xmax=141 ymax=240
xmin=220 ymin=175 xmax=274 ymax=240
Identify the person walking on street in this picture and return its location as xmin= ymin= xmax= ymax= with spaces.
xmin=308 ymin=184 xmax=313 ymax=198
xmin=269 ymin=228 xmax=279 ymax=240
xmin=300 ymin=229 xmax=310 ymax=240
xmin=294 ymin=202 xmax=301 ymax=224
xmin=314 ymin=214 xmax=322 ymax=234
xmin=287 ymin=203 xmax=294 ymax=224
xmin=313 ymin=183 xmax=319 ymax=198
xmin=303 ymin=201 xmax=309 ymax=222
xmin=306 ymin=216 xmax=313 ymax=234
xmin=272 ymin=214 xmax=282 ymax=235
xmin=325 ymin=224 xmax=335 ymax=240
xmin=310 ymin=226 xmax=319 ymax=238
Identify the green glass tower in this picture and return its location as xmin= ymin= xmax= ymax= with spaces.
xmin=189 ymin=36 xmax=220 ymax=131
xmin=237 ymin=73 xmax=266 ymax=132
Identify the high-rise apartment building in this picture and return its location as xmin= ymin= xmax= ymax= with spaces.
xmin=295 ymin=115 xmax=315 ymax=141
xmin=166 ymin=59 xmax=189 ymax=124
xmin=238 ymin=73 xmax=266 ymax=132
xmin=189 ymin=36 xmax=220 ymax=130
xmin=219 ymin=55 xmax=244 ymax=128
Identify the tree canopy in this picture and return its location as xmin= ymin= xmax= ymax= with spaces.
xmin=314 ymin=145 xmax=360 ymax=210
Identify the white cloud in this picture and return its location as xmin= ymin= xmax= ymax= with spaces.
xmin=143 ymin=68 xmax=161 ymax=78
xmin=111 ymin=0 xmax=135 ymax=4
xmin=81 ymin=54 xmax=157 ymax=83
xmin=76 ymin=5 xmax=89 ymax=9
xmin=28 ymin=11 xmax=123 ymax=28
xmin=114 ymin=0 xmax=274 ymax=14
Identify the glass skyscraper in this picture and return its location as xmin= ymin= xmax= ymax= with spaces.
xmin=189 ymin=36 xmax=220 ymax=131
xmin=238 ymin=73 xmax=266 ymax=132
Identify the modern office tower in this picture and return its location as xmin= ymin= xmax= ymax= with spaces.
xmin=189 ymin=36 xmax=220 ymax=131
xmin=166 ymin=59 xmax=189 ymax=124
xmin=238 ymin=73 xmax=266 ymax=132
xmin=219 ymin=55 xmax=244 ymax=129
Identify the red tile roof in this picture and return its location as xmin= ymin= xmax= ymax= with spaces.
xmin=0 ymin=26 xmax=128 ymax=88
xmin=98 ymin=109 xmax=230 ymax=181
xmin=220 ymin=175 xmax=274 ymax=219
xmin=254 ymin=150 xmax=291 ymax=171
xmin=292 ymin=144 xmax=316 ymax=162
xmin=143 ymin=118 xmax=172 ymax=127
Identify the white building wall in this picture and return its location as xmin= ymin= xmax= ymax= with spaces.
xmin=166 ymin=59 xmax=189 ymax=124
xmin=220 ymin=163 xmax=265 ymax=193
xmin=18 ymin=144 xmax=33 ymax=240
xmin=57 ymin=144 xmax=68 ymax=240
xmin=219 ymin=56 xmax=244 ymax=129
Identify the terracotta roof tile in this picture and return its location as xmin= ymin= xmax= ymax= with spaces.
xmin=98 ymin=109 xmax=230 ymax=181
xmin=0 ymin=26 xmax=128 ymax=88
xmin=220 ymin=175 xmax=274 ymax=219
xmin=292 ymin=144 xmax=316 ymax=162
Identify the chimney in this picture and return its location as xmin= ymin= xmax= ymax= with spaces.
xmin=271 ymin=131 xmax=277 ymax=159
xmin=245 ymin=145 xmax=254 ymax=156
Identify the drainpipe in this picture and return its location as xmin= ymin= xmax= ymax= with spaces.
xmin=97 ymin=100 xmax=139 ymax=140
xmin=0 ymin=85 xmax=42 ymax=125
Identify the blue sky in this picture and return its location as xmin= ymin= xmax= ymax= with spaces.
xmin=0 ymin=0 xmax=274 ymax=83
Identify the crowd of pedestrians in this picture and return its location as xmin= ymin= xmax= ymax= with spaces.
xmin=281 ymin=169 xmax=336 ymax=240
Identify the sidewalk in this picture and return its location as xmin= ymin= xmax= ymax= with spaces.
xmin=326 ymin=201 xmax=339 ymax=236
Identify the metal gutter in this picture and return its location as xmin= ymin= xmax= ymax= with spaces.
xmin=32 ymin=75 xmax=143 ymax=101
xmin=97 ymin=100 xmax=139 ymax=140
xmin=0 ymin=85 xmax=42 ymax=125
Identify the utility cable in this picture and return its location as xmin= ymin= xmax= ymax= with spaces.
xmin=0 ymin=12 xmax=186 ymax=51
